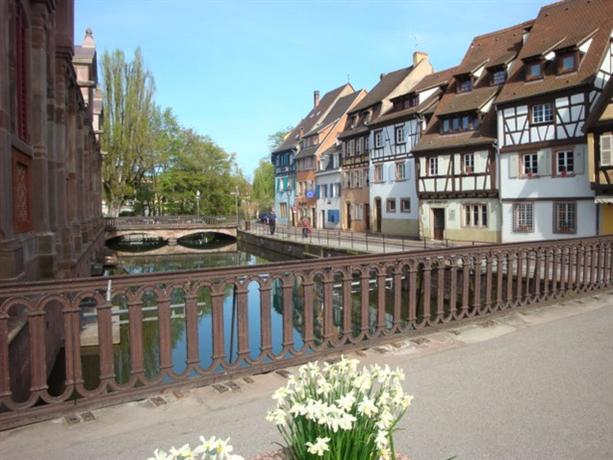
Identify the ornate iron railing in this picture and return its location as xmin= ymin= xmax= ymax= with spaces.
xmin=0 ymin=235 xmax=611 ymax=429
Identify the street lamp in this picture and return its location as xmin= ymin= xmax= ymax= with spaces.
xmin=196 ymin=190 xmax=201 ymax=218
xmin=230 ymin=186 xmax=239 ymax=224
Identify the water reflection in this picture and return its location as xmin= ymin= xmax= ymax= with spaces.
xmin=80 ymin=249 xmax=401 ymax=389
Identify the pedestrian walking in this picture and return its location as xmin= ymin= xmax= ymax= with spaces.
xmin=269 ymin=210 xmax=276 ymax=235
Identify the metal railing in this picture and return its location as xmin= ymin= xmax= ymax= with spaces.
xmin=105 ymin=216 xmax=237 ymax=231
xmin=247 ymin=221 xmax=488 ymax=253
xmin=0 ymin=235 xmax=611 ymax=429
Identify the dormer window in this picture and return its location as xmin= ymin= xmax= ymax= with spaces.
xmin=558 ymin=52 xmax=577 ymax=74
xmin=526 ymin=61 xmax=543 ymax=80
xmin=490 ymin=68 xmax=506 ymax=85
xmin=457 ymin=77 xmax=472 ymax=93
xmin=440 ymin=113 xmax=480 ymax=134
xmin=409 ymin=94 xmax=419 ymax=107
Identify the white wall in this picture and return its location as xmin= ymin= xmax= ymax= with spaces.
xmin=501 ymin=200 xmax=597 ymax=243
xmin=315 ymin=170 xmax=341 ymax=229
xmin=499 ymin=144 xmax=593 ymax=199
xmin=370 ymin=158 xmax=419 ymax=221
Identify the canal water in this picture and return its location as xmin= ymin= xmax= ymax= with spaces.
xmin=79 ymin=239 xmax=396 ymax=389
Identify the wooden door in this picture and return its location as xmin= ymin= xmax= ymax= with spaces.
xmin=375 ymin=198 xmax=382 ymax=233
xmin=432 ymin=208 xmax=445 ymax=240
xmin=346 ymin=202 xmax=352 ymax=229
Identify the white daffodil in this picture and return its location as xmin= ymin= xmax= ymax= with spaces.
xmin=272 ymin=386 xmax=292 ymax=404
xmin=305 ymin=436 xmax=330 ymax=456
xmin=336 ymin=391 xmax=356 ymax=412
xmin=315 ymin=377 xmax=332 ymax=396
xmin=289 ymin=402 xmax=307 ymax=416
xmin=170 ymin=443 xmax=196 ymax=460
xmin=147 ymin=448 xmax=173 ymax=460
xmin=358 ymin=396 xmax=379 ymax=417
xmin=214 ymin=437 xmax=234 ymax=458
xmin=375 ymin=430 xmax=389 ymax=450
xmin=265 ymin=408 xmax=287 ymax=426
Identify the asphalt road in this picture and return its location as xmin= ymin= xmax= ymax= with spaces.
xmin=1 ymin=296 xmax=612 ymax=460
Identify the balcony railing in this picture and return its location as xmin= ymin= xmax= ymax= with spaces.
xmin=0 ymin=235 xmax=611 ymax=429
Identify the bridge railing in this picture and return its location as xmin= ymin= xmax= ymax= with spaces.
xmin=105 ymin=215 xmax=237 ymax=231
xmin=246 ymin=221 xmax=490 ymax=252
xmin=1 ymin=235 xmax=612 ymax=429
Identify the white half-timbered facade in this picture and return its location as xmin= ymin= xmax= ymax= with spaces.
xmin=412 ymin=20 xmax=534 ymax=244
xmin=495 ymin=0 xmax=613 ymax=242
xmin=367 ymin=68 xmax=453 ymax=236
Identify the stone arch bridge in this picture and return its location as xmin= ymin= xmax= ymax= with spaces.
xmin=104 ymin=216 xmax=238 ymax=244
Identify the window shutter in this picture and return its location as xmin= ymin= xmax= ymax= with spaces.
xmin=601 ymin=133 xmax=613 ymax=166
xmin=508 ymin=155 xmax=519 ymax=178
xmin=405 ymin=160 xmax=411 ymax=180
xmin=537 ymin=149 xmax=550 ymax=176
xmin=388 ymin=164 xmax=394 ymax=182
xmin=575 ymin=146 xmax=585 ymax=175
xmin=316 ymin=185 xmax=320 ymax=198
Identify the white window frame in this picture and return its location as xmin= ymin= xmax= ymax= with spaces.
xmin=395 ymin=162 xmax=406 ymax=181
xmin=532 ymin=103 xmax=553 ymax=124
xmin=374 ymin=130 xmax=383 ymax=148
xmin=395 ymin=126 xmax=405 ymax=144
xmin=523 ymin=153 xmax=538 ymax=176
xmin=428 ymin=157 xmax=438 ymax=176
xmin=601 ymin=132 xmax=612 ymax=166
xmin=556 ymin=150 xmax=574 ymax=175
xmin=463 ymin=153 xmax=474 ymax=174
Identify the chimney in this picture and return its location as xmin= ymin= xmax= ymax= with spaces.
xmin=413 ymin=51 xmax=429 ymax=66
xmin=313 ymin=90 xmax=320 ymax=108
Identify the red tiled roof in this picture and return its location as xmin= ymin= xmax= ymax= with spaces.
xmin=273 ymin=83 xmax=354 ymax=153
xmin=496 ymin=0 xmax=613 ymax=104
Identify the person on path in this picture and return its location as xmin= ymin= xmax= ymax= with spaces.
xmin=269 ymin=210 xmax=276 ymax=235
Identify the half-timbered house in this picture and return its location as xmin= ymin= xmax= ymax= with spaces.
xmin=295 ymin=88 xmax=365 ymax=228
xmin=315 ymin=145 xmax=342 ymax=229
xmin=338 ymin=52 xmax=433 ymax=232
xmin=413 ymin=21 xmax=532 ymax=243
xmin=585 ymin=63 xmax=613 ymax=234
xmin=271 ymin=85 xmax=353 ymax=226
xmin=367 ymin=67 xmax=455 ymax=236
xmin=495 ymin=0 xmax=613 ymax=242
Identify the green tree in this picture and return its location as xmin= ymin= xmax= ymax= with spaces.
xmin=252 ymin=158 xmax=274 ymax=213
xmin=267 ymin=126 xmax=293 ymax=151
xmin=157 ymin=129 xmax=244 ymax=216
xmin=101 ymin=48 xmax=157 ymax=216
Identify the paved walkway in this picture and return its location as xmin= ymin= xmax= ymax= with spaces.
xmin=246 ymin=222 xmax=483 ymax=254
xmin=2 ymin=293 xmax=613 ymax=459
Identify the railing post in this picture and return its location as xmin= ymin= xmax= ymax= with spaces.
xmin=259 ymin=282 xmax=273 ymax=356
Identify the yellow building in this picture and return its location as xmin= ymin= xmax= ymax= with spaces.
xmin=585 ymin=73 xmax=613 ymax=235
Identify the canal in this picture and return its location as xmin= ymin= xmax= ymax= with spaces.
xmin=77 ymin=236 xmax=398 ymax=390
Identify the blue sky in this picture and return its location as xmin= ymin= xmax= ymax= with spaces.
xmin=75 ymin=0 xmax=544 ymax=179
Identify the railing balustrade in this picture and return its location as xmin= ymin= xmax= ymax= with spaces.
xmin=105 ymin=215 xmax=237 ymax=231
xmin=247 ymin=221 xmax=488 ymax=252
xmin=0 ymin=235 xmax=611 ymax=429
